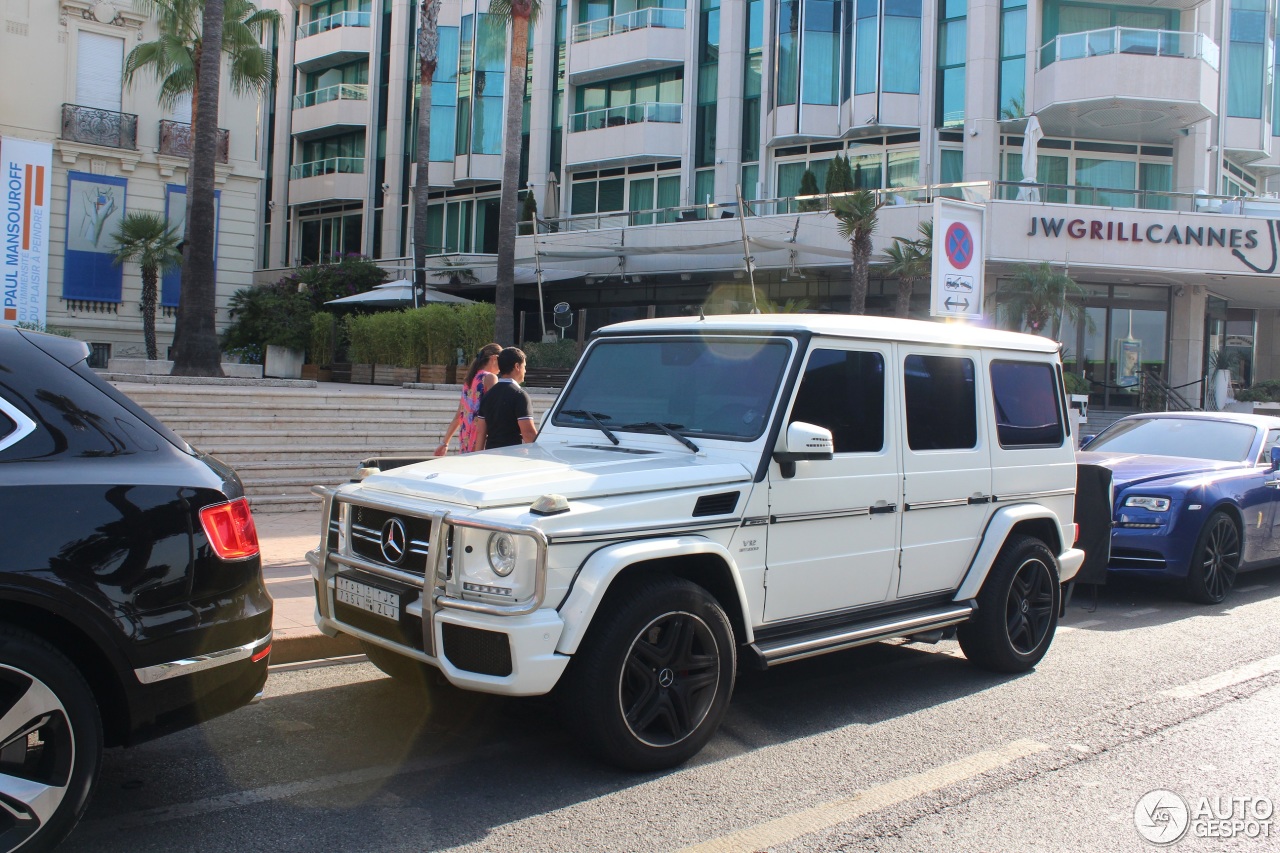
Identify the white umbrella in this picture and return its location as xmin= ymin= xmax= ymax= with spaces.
xmin=325 ymin=279 xmax=474 ymax=307
xmin=1016 ymin=115 xmax=1044 ymax=202
xmin=544 ymin=171 xmax=560 ymax=221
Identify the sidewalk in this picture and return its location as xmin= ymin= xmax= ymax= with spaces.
xmin=255 ymin=506 xmax=363 ymax=664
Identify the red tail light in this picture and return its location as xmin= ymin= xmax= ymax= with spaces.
xmin=199 ymin=498 xmax=260 ymax=560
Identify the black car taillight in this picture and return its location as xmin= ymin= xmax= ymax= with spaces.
xmin=199 ymin=497 xmax=260 ymax=560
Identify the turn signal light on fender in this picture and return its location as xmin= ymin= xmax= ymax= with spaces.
xmin=200 ymin=497 xmax=260 ymax=560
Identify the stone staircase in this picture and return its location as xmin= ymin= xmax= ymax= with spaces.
xmin=112 ymin=381 xmax=556 ymax=513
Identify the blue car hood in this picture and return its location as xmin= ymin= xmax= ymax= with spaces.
xmin=1076 ymin=451 xmax=1240 ymax=490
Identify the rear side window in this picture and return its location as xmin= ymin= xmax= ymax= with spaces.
xmin=0 ymin=396 xmax=36 ymax=453
xmin=990 ymin=360 xmax=1065 ymax=448
xmin=904 ymin=354 xmax=977 ymax=450
xmin=790 ymin=348 xmax=885 ymax=453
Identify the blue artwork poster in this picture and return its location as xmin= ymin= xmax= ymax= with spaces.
xmin=162 ymin=184 xmax=220 ymax=307
xmin=63 ymin=172 xmax=127 ymax=302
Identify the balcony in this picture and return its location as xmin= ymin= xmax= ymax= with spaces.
xmin=294 ymin=11 xmax=373 ymax=74
xmin=1033 ymin=28 xmax=1218 ymax=143
xmin=291 ymin=84 xmax=370 ymax=140
xmin=60 ymin=103 xmax=137 ymax=150
xmin=566 ymin=102 xmax=683 ymax=168
xmin=158 ymin=120 xmax=229 ymax=163
xmin=288 ymin=157 xmax=366 ymax=206
xmin=568 ymin=7 xmax=687 ymax=86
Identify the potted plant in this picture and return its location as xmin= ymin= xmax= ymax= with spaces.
xmin=221 ymin=282 xmax=313 ymax=379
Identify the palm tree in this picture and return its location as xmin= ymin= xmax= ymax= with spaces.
xmin=996 ymin=261 xmax=1088 ymax=339
xmin=831 ymin=190 xmax=884 ymax=315
xmin=111 ymin=212 xmax=182 ymax=361
xmin=883 ymin=219 xmax=932 ymax=319
xmin=413 ymin=0 xmax=443 ymax=303
xmin=127 ymin=0 xmax=280 ymax=375
xmin=488 ymin=0 xmax=541 ymax=346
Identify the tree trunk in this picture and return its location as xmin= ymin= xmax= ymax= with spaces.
xmin=413 ymin=0 xmax=441 ymax=302
xmin=141 ymin=264 xmax=158 ymax=360
xmin=895 ymin=277 xmax=913 ymax=318
xmin=171 ymin=5 xmax=224 ymax=377
xmin=848 ymin=233 xmax=871 ymax=314
xmin=494 ymin=4 xmax=532 ymax=346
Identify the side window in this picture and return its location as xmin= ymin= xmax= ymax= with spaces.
xmin=904 ymin=354 xmax=976 ymax=450
xmin=0 ymin=396 xmax=37 ymax=455
xmin=990 ymin=360 xmax=1065 ymax=448
xmin=1258 ymin=429 xmax=1280 ymax=465
xmin=790 ymin=349 xmax=885 ymax=453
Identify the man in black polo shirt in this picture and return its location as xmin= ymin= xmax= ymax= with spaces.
xmin=473 ymin=347 xmax=537 ymax=449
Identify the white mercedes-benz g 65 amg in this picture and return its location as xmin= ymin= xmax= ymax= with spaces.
xmin=308 ymin=314 xmax=1084 ymax=770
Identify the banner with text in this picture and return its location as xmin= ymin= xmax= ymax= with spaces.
xmin=1 ymin=137 xmax=53 ymax=326
xmin=930 ymin=198 xmax=986 ymax=321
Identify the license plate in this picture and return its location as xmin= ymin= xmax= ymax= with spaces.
xmin=336 ymin=575 xmax=400 ymax=620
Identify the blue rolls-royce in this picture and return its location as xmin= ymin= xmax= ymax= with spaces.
xmin=1078 ymin=411 xmax=1280 ymax=604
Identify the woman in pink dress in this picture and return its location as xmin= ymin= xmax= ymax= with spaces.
xmin=435 ymin=343 xmax=501 ymax=455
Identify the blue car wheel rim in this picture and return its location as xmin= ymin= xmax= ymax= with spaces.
xmin=1199 ymin=515 xmax=1240 ymax=601
xmin=1004 ymin=557 xmax=1055 ymax=655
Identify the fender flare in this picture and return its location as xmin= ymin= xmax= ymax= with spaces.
xmin=953 ymin=504 xmax=1065 ymax=601
xmin=555 ymin=536 xmax=753 ymax=655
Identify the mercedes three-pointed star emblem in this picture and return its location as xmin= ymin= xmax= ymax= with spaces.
xmin=380 ymin=518 xmax=407 ymax=564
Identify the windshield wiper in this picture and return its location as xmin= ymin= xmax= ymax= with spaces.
xmin=560 ymin=409 xmax=619 ymax=445
xmin=622 ymin=422 xmax=699 ymax=453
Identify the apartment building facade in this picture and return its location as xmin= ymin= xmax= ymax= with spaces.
xmin=264 ymin=0 xmax=1280 ymax=411
xmin=0 ymin=0 xmax=264 ymax=365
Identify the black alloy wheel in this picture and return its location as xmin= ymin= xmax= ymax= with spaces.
xmin=0 ymin=628 xmax=102 ymax=853
xmin=620 ymin=611 xmax=721 ymax=749
xmin=959 ymin=535 xmax=1061 ymax=673
xmin=1186 ymin=511 xmax=1240 ymax=605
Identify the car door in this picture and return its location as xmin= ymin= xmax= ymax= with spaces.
xmin=897 ymin=347 xmax=994 ymax=599
xmin=764 ymin=343 xmax=902 ymax=622
xmin=1254 ymin=427 xmax=1280 ymax=560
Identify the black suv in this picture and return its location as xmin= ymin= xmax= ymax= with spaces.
xmin=0 ymin=326 xmax=272 ymax=852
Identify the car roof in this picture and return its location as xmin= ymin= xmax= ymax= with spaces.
xmin=597 ymin=314 xmax=1061 ymax=353
xmin=1116 ymin=411 xmax=1280 ymax=428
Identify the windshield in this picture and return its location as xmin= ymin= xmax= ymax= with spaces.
xmin=553 ymin=336 xmax=793 ymax=441
xmin=1087 ymin=417 xmax=1257 ymax=462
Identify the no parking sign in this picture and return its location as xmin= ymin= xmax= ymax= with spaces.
xmin=930 ymin=198 xmax=986 ymax=320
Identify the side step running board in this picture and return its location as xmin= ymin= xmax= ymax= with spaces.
xmin=747 ymin=603 xmax=976 ymax=668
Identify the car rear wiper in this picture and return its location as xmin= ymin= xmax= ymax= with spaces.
xmin=560 ymin=409 xmax=619 ymax=445
xmin=621 ymin=422 xmax=699 ymax=453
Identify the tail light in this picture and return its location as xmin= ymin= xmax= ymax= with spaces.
xmin=200 ymin=497 xmax=260 ymax=560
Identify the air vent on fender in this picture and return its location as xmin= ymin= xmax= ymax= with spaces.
xmin=693 ymin=491 xmax=741 ymax=517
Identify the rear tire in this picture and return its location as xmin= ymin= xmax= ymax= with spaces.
xmin=0 ymin=626 xmax=102 ymax=853
xmin=559 ymin=575 xmax=736 ymax=771
xmin=958 ymin=536 xmax=1060 ymax=673
xmin=1184 ymin=510 xmax=1239 ymax=605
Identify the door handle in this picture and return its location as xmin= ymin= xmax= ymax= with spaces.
xmin=1266 ymin=480 xmax=1280 ymax=489
xmin=868 ymin=503 xmax=898 ymax=515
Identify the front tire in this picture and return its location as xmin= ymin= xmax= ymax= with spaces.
xmin=1184 ymin=510 xmax=1240 ymax=605
xmin=560 ymin=575 xmax=736 ymax=771
xmin=959 ymin=536 xmax=1060 ymax=673
xmin=0 ymin=627 xmax=102 ymax=853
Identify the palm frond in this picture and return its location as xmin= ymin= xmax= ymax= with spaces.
xmin=486 ymin=0 xmax=543 ymax=25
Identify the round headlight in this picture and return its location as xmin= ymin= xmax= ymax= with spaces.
xmin=487 ymin=532 xmax=517 ymax=576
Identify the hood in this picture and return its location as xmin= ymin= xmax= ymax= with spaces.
xmin=1076 ymin=451 xmax=1241 ymax=490
xmin=355 ymin=442 xmax=753 ymax=508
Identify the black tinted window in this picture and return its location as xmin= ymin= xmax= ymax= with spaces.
xmin=0 ymin=410 xmax=13 ymax=441
xmin=990 ymin=360 xmax=1064 ymax=448
xmin=790 ymin=349 xmax=884 ymax=453
xmin=904 ymin=354 xmax=976 ymax=450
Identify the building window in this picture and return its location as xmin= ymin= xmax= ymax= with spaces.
xmin=882 ymin=0 xmax=922 ymax=94
xmin=430 ymin=27 xmax=460 ymax=161
xmin=777 ymin=0 xmax=800 ymax=105
xmin=802 ymin=0 xmax=843 ymax=105
xmin=998 ymin=0 xmax=1026 ymax=119
xmin=87 ymin=343 xmax=111 ymax=370
xmin=936 ymin=0 xmax=965 ymax=128
xmin=1228 ymin=0 xmax=1268 ymax=119
xmin=854 ymin=0 xmax=877 ymax=94
xmin=696 ymin=0 xmax=720 ymax=168
xmin=298 ymin=209 xmax=362 ymax=263
xmin=76 ymin=30 xmax=125 ymax=113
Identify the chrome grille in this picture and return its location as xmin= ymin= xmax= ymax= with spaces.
xmin=348 ymin=505 xmax=431 ymax=577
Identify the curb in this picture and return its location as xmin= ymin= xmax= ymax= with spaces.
xmin=269 ymin=628 xmax=363 ymax=665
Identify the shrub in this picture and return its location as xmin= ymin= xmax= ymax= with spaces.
xmin=221 ymin=282 xmax=313 ymax=362
xmin=1235 ymin=380 xmax=1280 ymax=403
xmin=15 ymin=322 xmax=73 ymax=338
xmin=1063 ymin=372 xmax=1090 ymax=395
xmin=797 ymin=168 xmax=822 ymax=212
xmin=291 ymin=255 xmax=389 ymax=310
xmin=310 ymin=312 xmax=337 ymax=366
xmin=523 ymin=339 xmax=580 ymax=369
xmin=406 ymin=304 xmax=457 ymax=365
xmin=454 ymin=302 xmax=497 ymax=362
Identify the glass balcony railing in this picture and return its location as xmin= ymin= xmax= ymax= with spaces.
xmin=569 ymin=101 xmax=682 ymax=133
xmin=289 ymin=157 xmax=365 ymax=180
xmin=292 ymin=83 xmax=369 ymax=110
xmin=572 ymin=6 xmax=686 ymax=43
xmin=296 ymin=10 xmax=371 ymax=40
xmin=1040 ymin=27 xmax=1219 ymax=71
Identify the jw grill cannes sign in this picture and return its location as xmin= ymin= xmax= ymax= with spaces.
xmin=1 ymin=137 xmax=52 ymax=326
xmin=1021 ymin=211 xmax=1280 ymax=275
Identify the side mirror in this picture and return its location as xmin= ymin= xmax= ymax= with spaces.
xmin=1270 ymin=445 xmax=1280 ymax=471
xmin=1079 ymin=434 xmax=1096 ymax=449
xmin=773 ymin=421 xmax=834 ymax=478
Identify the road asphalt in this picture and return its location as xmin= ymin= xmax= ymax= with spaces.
xmin=256 ymin=506 xmax=363 ymax=665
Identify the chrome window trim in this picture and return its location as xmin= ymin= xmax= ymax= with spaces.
xmin=0 ymin=396 xmax=37 ymax=453
xmin=134 ymin=631 xmax=272 ymax=684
